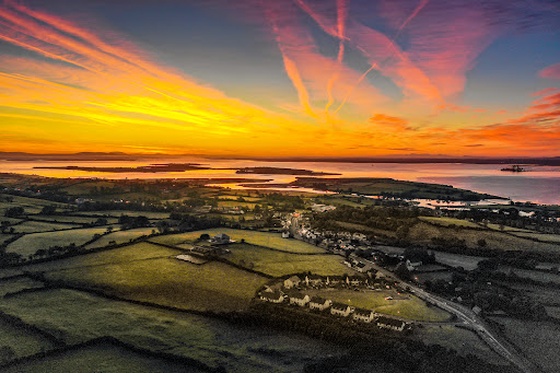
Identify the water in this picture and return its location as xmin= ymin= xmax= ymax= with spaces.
xmin=1 ymin=159 xmax=559 ymax=204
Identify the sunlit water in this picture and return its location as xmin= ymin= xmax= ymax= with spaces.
xmin=1 ymin=159 xmax=559 ymax=204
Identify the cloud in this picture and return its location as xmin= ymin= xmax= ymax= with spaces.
xmin=369 ymin=113 xmax=411 ymax=131
xmin=539 ymin=63 xmax=560 ymax=80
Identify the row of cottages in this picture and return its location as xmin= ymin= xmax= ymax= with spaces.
xmin=353 ymin=308 xmax=376 ymax=323
xmin=330 ymin=303 xmax=354 ymax=317
xmin=376 ymin=316 xmax=407 ymax=332
xmin=308 ymin=297 xmax=332 ymax=311
xmin=283 ymin=275 xmax=368 ymax=290
xmin=259 ymin=290 xmax=284 ymax=303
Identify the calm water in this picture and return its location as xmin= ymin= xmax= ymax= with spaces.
xmin=2 ymin=159 xmax=559 ymax=204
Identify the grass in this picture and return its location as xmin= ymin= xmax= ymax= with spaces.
xmin=33 ymin=243 xmax=268 ymax=312
xmin=11 ymin=220 xmax=79 ymax=234
xmin=75 ymin=211 xmax=170 ymax=219
xmin=30 ymin=215 xmax=119 ymax=225
xmin=508 ymin=232 xmax=560 ymax=243
xmin=217 ymin=200 xmax=257 ymax=209
xmin=0 ymin=317 xmax=57 ymax=363
xmin=305 ymin=288 xmax=451 ymax=322
xmin=0 ymin=277 xmax=44 ymax=297
xmin=5 ymin=226 xmax=119 ymax=257
xmin=0 ymin=288 xmax=343 ymax=372
xmin=1 ymin=342 xmax=206 ymax=373
xmin=489 ymin=317 xmax=560 ymax=373
xmin=226 ymin=243 xmax=351 ymax=277
xmin=419 ymin=216 xmax=480 ymax=228
xmin=151 ymin=228 xmax=325 ymax=254
xmin=85 ymin=227 xmax=157 ymax=249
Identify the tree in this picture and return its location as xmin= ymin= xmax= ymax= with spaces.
xmin=4 ymin=206 xmax=24 ymax=218
xmin=199 ymin=233 xmax=210 ymax=241
xmin=40 ymin=205 xmax=56 ymax=215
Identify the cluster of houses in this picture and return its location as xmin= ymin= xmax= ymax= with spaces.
xmin=258 ymin=274 xmax=411 ymax=333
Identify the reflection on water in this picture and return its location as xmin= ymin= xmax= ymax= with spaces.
xmin=2 ymin=158 xmax=559 ymax=204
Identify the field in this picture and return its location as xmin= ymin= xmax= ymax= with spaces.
xmin=1 ymin=342 xmax=206 ymax=373
xmin=433 ymin=252 xmax=483 ymax=270
xmin=151 ymin=228 xmax=325 ymax=254
xmin=30 ymin=215 xmax=119 ymax=225
xmin=34 ymin=243 xmax=268 ymax=312
xmin=508 ymin=232 xmax=560 ymax=243
xmin=408 ymin=221 xmax=560 ymax=254
xmin=0 ymin=289 xmax=344 ymax=372
xmin=5 ymin=226 xmax=119 ymax=257
xmin=85 ymin=227 xmax=157 ymax=249
xmin=304 ymin=288 xmax=451 ymax=322
xmin=10 ymin=220 xmax=79 ymax=234
xmin=0 ymin=277 xmax=44 ymax=297
xmin=0 ymin=317 xmax=57 ymax=362
xmin=75 ymin=211 xmax=170 ymax=219
xmin=419 ymin=216 xmax=480 ymax=228
xmin=414 ymin=325 xmax=507 ymax=364
xmin=489 ymin=317 xmax=560 ymax=373
xmin=226 ymin=243 xmax=351 ymax=277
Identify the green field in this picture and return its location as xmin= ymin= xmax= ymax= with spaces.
xmin=5 ymin=226 xmax=119 ymax=257
xmin=85 ymin=227 xmax=157 ymax=249
xmin=0 ymin=288 xmax=343 ymax=372
xmin=151 ymin=228 xmax=325 ymax=254
xmin=489 ymin=317 xmax=560 ymax=373
xmin=1 ymin=342 xmax=206 ymax=373
xmin=226 ymin=243 xmax=349 ymax=277
xmin=75 ymin=211 xmax=170 ymax=219
xmin=508 ymin=231 xmax=560 ymax=243
xmin=217 ymin=200 xmax=256 ymax=209
xmin=408 ymin=221 xmax=560 ymax=254
xmin=0 ymin=317 xmax=57 ymax=363
xmin=305 ymin=289 xmax=450 ymax=322
xmin=419 ymin=216 xmax=480 ymax=228
xmin=29 ymin=215 xmax=119 ymax=225
xmin=33 ymin=242 xmax=268 ymax=312
xmin=10 ymin=220 xmax=79 ymax=234
xmin=0 ymin=277 xmax=44 ymax=297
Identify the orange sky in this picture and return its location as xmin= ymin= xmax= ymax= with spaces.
xmin=0 ymin=0 xmax=559 ymax=157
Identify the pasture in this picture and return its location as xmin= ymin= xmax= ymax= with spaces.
xmin=419 ymin=216 xmax=480 ymax=228
xmin=0 ymin=277 xmax=44 ymax=297
xmin=226 ymin=243 xmax=349 ymax=277
xmin=304 ymin=289 xmax=451 ymax=322
xmin=10 ymin=220 xmax=79 ymax=234
xmin=0 ymin=288 xmax=343 ymax=372
xmin=5 ymin=226 xmax=119 ymax=257
xmin=151 ymin=228 xmax=325 ymax=254
xmin=0 ymin=317 xmax=57 ymax=363
xmin=85 ymin=227 xmax=157 ymax=249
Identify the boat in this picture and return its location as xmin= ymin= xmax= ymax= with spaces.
xmin=500 ymin=165 xmax=525 ymax=172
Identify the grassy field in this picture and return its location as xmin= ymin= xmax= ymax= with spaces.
xmin=0 ymin=195 xmax=61 ymax=215
xmin=304 ymin=288 xmax=451 ymax=322
xmin=29 ymin=215 xmax=119 ymax=225
xmin=85 ymin=227 xmax=157 ymax=249
xmin=0 ymin=288 xmax=344 ymax=372
xmin=226 ymin=243 xmax=350 ymax=277
xmin=217 ymin=200 xmax=256 ymax=209
xmin=150 ymin=228 xmax=325 ymax=254
xmin=5 ymin=226 xmax=119 ymax=257
xmin=489 ymin=317 xmax=560 ymax=373
xmin=408 ymin=221 xmax=560 ymax=254
xmin=10 ymin=220 xmax=79 ymax=234
xmin=0 ymin=317 xmax=57 ymax=363
xmin=419 ymin=216 xmax=480 ymax=228
xmin=508 ymin=232 xmax=560 ymax=243
xmin=33 ymin=243 xmax=268 ymax=312
xmin=414 ymin=325 xmax=506 ymax=364
xmin=75 ymin=211 xmax=170 ymax=219
xmin=0 ymin=277 xmax=44 ymax=297
xmin=1 ymin=342 xmax=206 ymax=373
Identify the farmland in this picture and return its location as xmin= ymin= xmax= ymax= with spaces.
xmin=0 ymin=289 xmax=344 ymax=372
xmin=150 ymin=228 xmax=325 ymax=254
xmin=85 ymin=227 xmax=157 ymax=249
xmin=226 ymin=243 xmax=350 ymax=277
xmin=5 ymin=226 xmax=119 ymax=257
xmin=0 ymin=317 xmax=57 ymax=362
xmin=9 ymin=220 xmax=79 ymax=233
xmin=304 ymin=288 xmax=451 ymax=322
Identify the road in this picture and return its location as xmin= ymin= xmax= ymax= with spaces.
xmin=352 ymin=254 xmax=538 ymax=373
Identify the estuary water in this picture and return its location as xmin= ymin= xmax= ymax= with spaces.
xmin=1 ymin=159 xmax=559 ymax=205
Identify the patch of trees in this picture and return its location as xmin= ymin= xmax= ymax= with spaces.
xmin=169 ymin=213 xmax=224 ymax=231
xmin=118 ymin=215 xmax=150 ymax=230
xmin=4 ymin=206 xmax=25 ymax=218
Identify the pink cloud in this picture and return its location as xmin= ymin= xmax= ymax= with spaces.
xmin=539 ymin=63 xmax=560 ymax=80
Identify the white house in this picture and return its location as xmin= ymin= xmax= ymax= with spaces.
xmin=259 ymin=290 xmax=284 ymax=304
xmin=288 ymin=292 xmax=311 ymax=307
xmin=330 ymin=303 xmax=354 ymax=317
xmin=308 ymin=297 xmax=332 ymax=311
xmin=283 ymin=275 xmax=302 ymax=289
xmin=353 ymin=309 xmax=376 ymax=323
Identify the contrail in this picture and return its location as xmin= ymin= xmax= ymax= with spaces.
xmin=394 ymin=0 xmax=429 ymax=41
xmin=325 ymin=0 xmax=348 ymax=116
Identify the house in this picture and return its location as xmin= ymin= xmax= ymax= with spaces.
xmin=330 ymin=303 xmax=354 ymax=317
xmin=281 ymin=230 xmax=290 ymax=239
xmin=283 ymin=275 xmax=302 ymax=289
xmin=259 ymin=290 xmax=285 ymax=304
xmin=287 ymin=291 xmax=311 ymax=307
xmin=304 ymin=275 xmax=323 ymax=287
xmin=405 ymin=259 xmax=422 ymax=272
xmin=376 ymin=316 xmax=406 ymax=332
xmin=210 ymin=233 xmax=233 ymax=245
xmin=308 ymin=297 xmax=332 ymax=311
xmin=353 ymin=308 xmax=376 ymax=323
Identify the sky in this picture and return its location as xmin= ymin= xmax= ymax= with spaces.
xmin=0 ymin=0 xmax=559 ymax=158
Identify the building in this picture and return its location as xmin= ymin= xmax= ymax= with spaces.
xmin=210 ymin=233 xmax=233 ymax=245
xmin=353 ymin=308 xmax=376 ymax=323
xmin=304 ymin=275 xmax=323 ymax=287
xmin=259 ymin=290 xmax=285 ymax=304
xmin=330 ymin=303 xmax=354 ymax=317
xmin=376 ymin=316 xmax=407 ymax=332
xmin=308 ymin=297 xmax=332 ymax=311
xmin=283 ymin=275 xmax=302 ymax=289
xmin=287 ymin=291 xmax=311 ymax=307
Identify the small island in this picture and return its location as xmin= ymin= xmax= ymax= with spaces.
xmin=235 ymin=167 xmax=340 ymax=176
xmin=34 ymin=163 xmax=210 ymax=173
